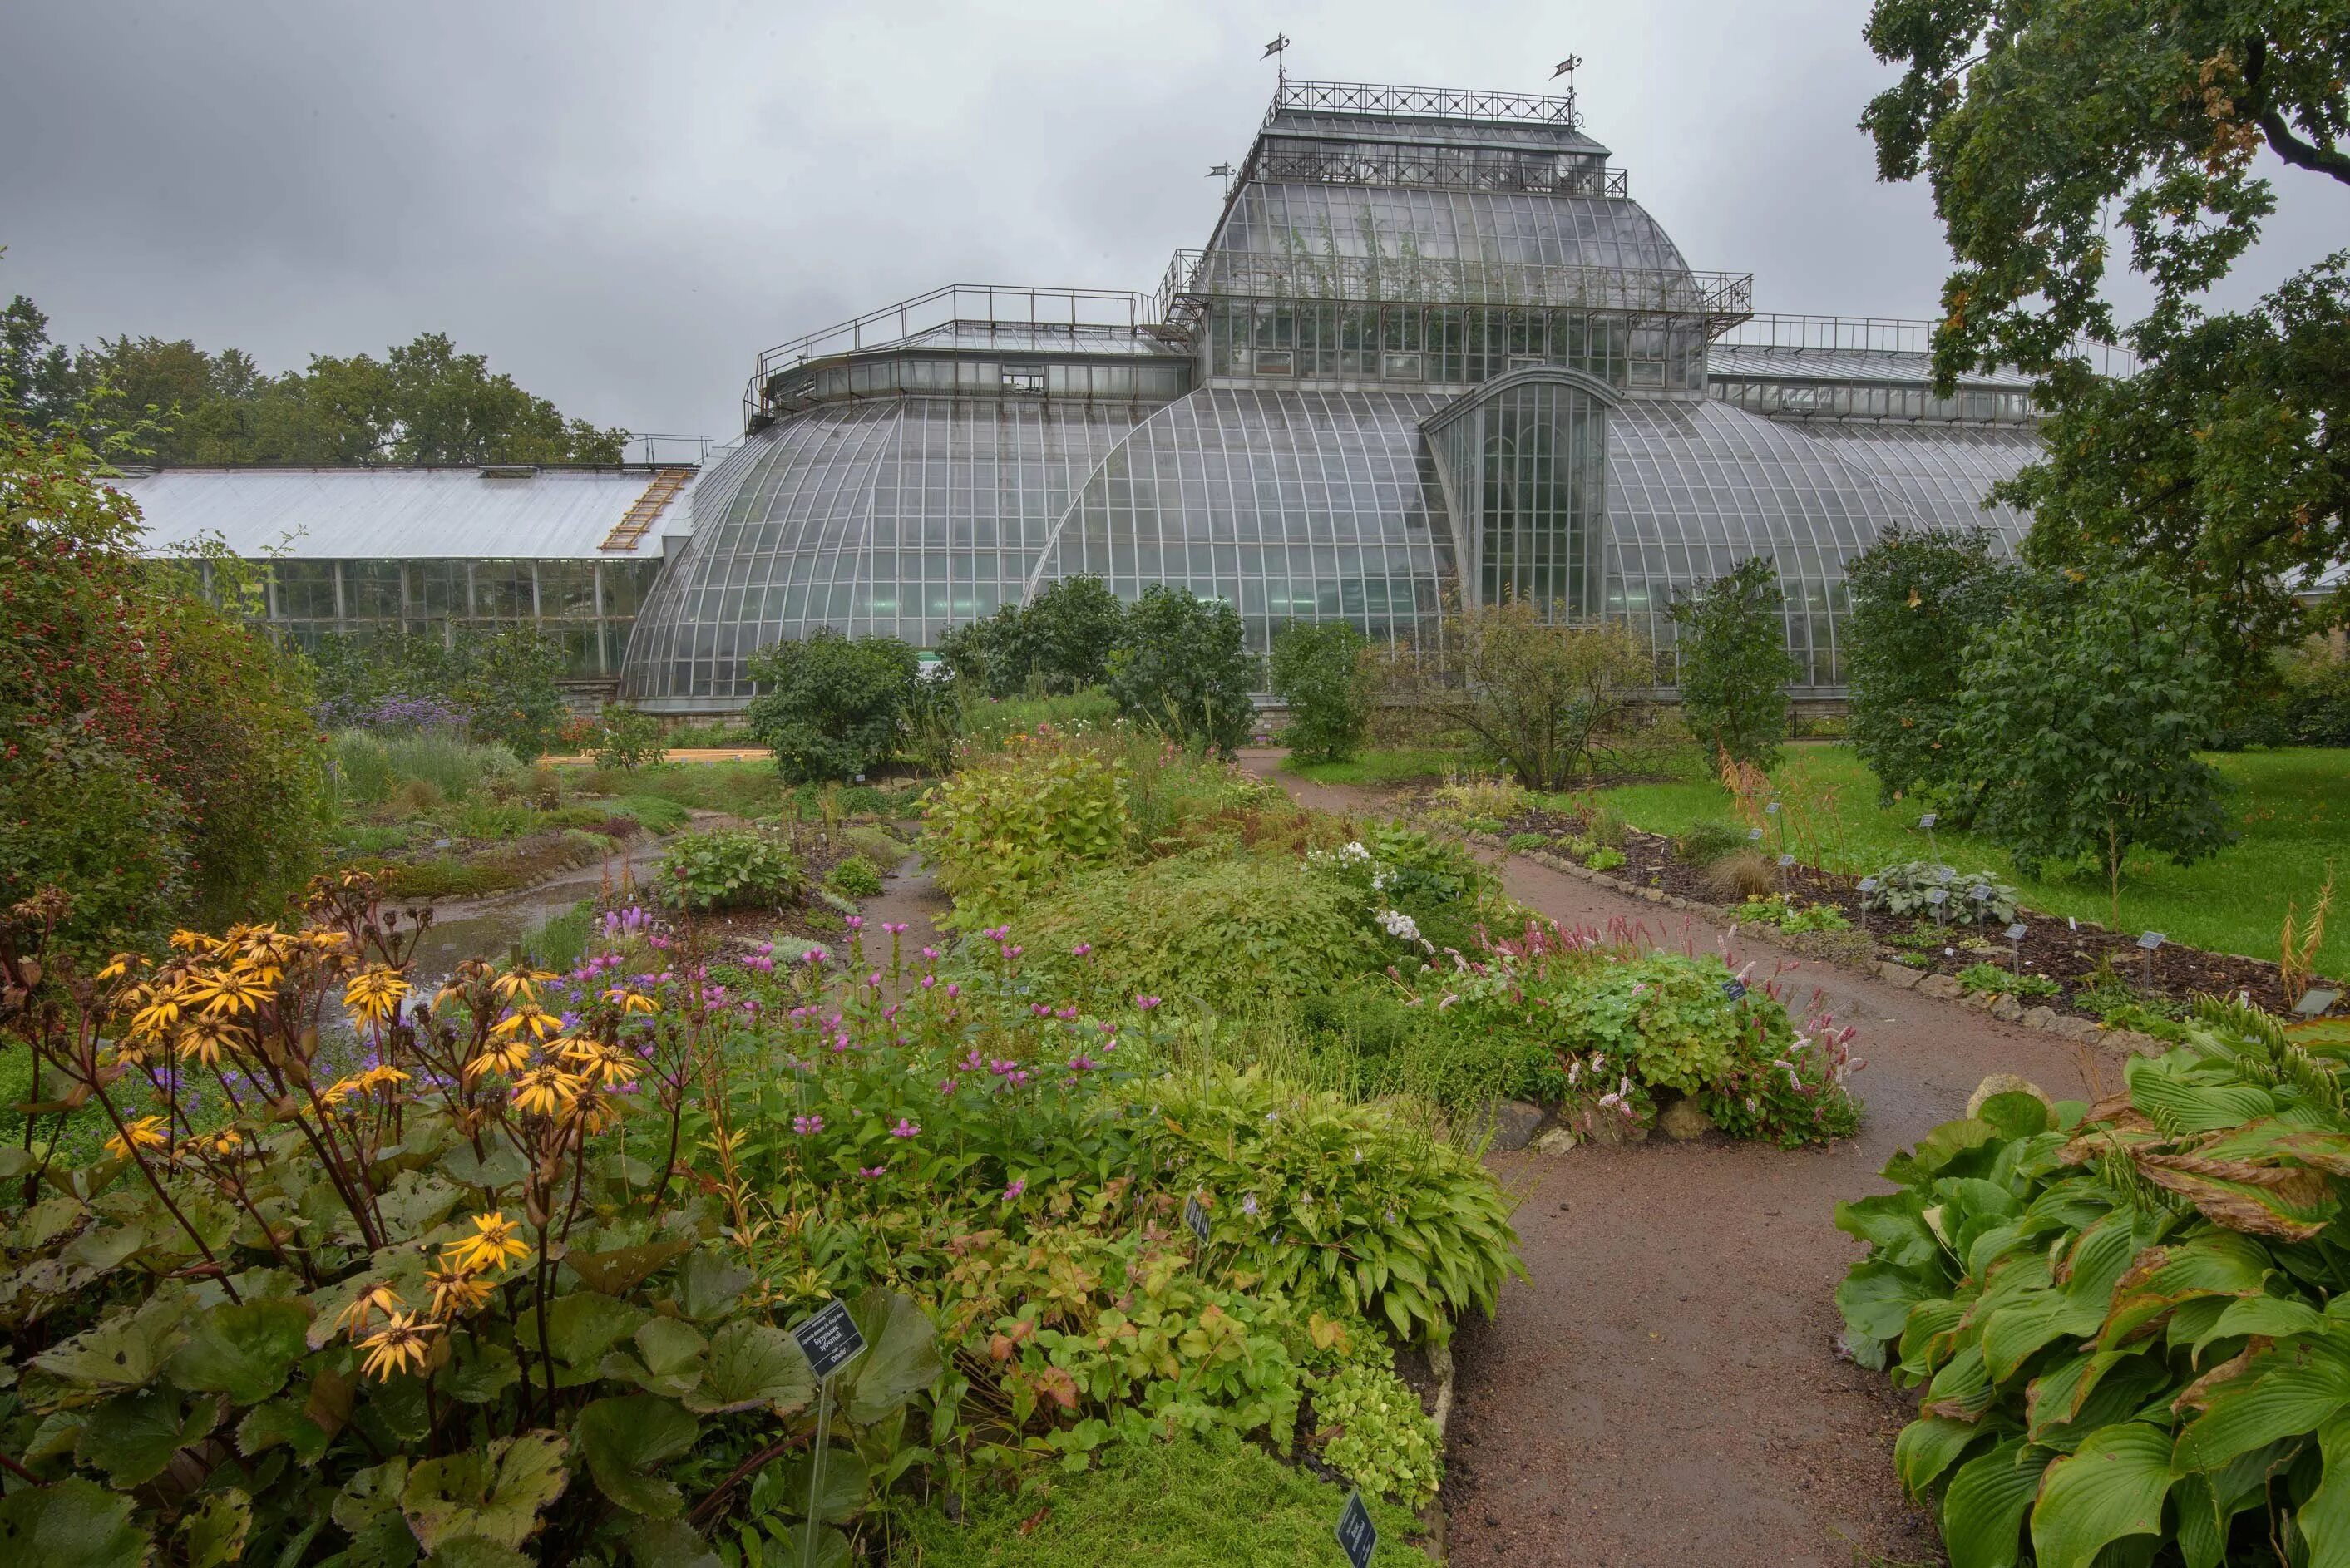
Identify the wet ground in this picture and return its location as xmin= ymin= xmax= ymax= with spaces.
xmin=1242 ymin=756 xmax=2129 ymax=1568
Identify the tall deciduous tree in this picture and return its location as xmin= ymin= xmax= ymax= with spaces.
xmin=1860 ymin=2 xmax=2350 ymax=656
xmin=1953 ymin=567 xmax=2236 ymax=926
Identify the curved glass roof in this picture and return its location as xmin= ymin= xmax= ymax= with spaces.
xmin=621 ymin=397 xmax=1155 ymax=703
xmin=1602 ymin=399 xmax=1916 ymax=687
xmin=1791 ymin=423 xmax=2039 ymax=540
xmin=1212 ymin=183 xmax=1691 ymax=275
xmin=1027 ymin=387 xmax=1454 ymax=648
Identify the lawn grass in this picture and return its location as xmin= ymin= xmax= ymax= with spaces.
xmin=1591 ymin=745 xmax=2350 ymax=978
xmin=1284 ymin=747 xmax=1459 ymax=788
xmin=894 ymin=1428 xmax=1423 ymax=1566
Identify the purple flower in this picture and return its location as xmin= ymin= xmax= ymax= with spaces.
xmin=846 ymin=915 xmax=864 ymax=930
xmin=884 ymin=921 xmax=909 ymax=935
xmin=1071 ymin=942 xmax=1093 ymax=958
xmin=859 ymin=1166 xmax=886 ymax=1178
xmin=921 ymin=946 xmax=940 ymax=961
xmin=1003 ymin=1178 xmax=1026 ymax=1201
xmin=889 ymin=1118 xmax=920 ymax=1138
xmin=802 ymin=946 xmax=829 ymax=967
xmin=945 ymin=983 xmax=960 ymax=999
xmin=793 ymin=1114 xmax=824 ymax=1136
xmin=1241 ymin=1196 xmax=1259 ymax=1216
xmin=1133 ymin=994 xmax=1161 ymax=1012
xmin=920 ymin=974 xmax=936 ymax=990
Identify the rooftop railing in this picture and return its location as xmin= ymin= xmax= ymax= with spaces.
xmin=1271 ymin=78 xmax=1579 ymax=130
xmin=1158 ymin=248 xmax=1753 ymax=331
xmin=1716 ymin=313 xmax=2140 ymax=376
xmin=743 ymin=284 xmax=1166 ymax=424
xmin=1255 ymin=144 xmax=1628 ymax=196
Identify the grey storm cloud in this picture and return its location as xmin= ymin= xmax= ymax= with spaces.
xmin=4 ymin=0 xmax=2343 ymax=441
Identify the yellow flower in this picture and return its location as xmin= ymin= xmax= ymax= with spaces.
xmin=175 ymin=1013 xmax=249 ymax=1068
xmin=354 ymin=1064 xmax=410 ymax=1093
xmin=358 ymin=1312 xmax=440 ymax=1380
xmin=509 ymin=1066 xmax=580 ymax=1118
xmin=602 ymin=987 xmax=660 ymax=1016
xmin=169 ymin=929 xmax=220 ymax=954
xmin=335 ymin=1282 xmax=406 ymax=1339
xmin=96 ymin=953 xmax=140 ymax=982
xmin=180 ymin=965 xmax=274 ymax=1018
xmin=425 ymin=1265 xmax=496 ymax=1319
xmin=444 ymin=1211 xmax=532 ymax=1275
xmin=491 ymin=1003 xmax=560 ymax=1043
xmin=555 ymin=1037 xmax=639 ymax=1089
xmin=105 ymin=1116 xmax=170 ymax=1160
xmin=491 ymin=968 xmax=560 ymax=1003
xmin=126 ymin=988 xmax=184 ymax=1043
xmin=462 ymin=1038 xmax=534 ymax=1082
xmin=343 ymin=968 xmax=412 ymax=1026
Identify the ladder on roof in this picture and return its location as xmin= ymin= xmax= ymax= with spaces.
xmin=601 ymin=467 xmax=694 ymax=551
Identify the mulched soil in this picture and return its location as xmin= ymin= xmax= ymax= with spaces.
xmin=1437 ymin=794 xmax=2328 ymax=1023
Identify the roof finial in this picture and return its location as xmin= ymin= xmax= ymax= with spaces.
xmin=1550 ymin=53 xmax=1580 ymax=123
xmin=1263 ymin=33 xmax=1290 ymax=87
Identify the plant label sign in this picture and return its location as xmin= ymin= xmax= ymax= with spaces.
xmin=1859 ymin=877 xmax=1879 ymax=893
xmin=1970 ymin=885 xmax=1992 ymax=902
xmin=791 ymin=1299 xmax=866 ymax=1381
xmin=1747 ymin=827 xmax=1764 ymax=841
xmin=1764 ymin=801 xmax=1780 ymax=815
xmin=2005 ymin=923 xmax=2029 ymax=943
xmin=1721 ymin=978 xmax=1747 ymax=1002
xmin=1183 ymin=1192 xmax=1211 ymax=1245
xmin=2298 ymin=988 xmax=2341 ymax=1018
xmin=1776 ymin=854 xmax=1795 ymax=868
xmin=2136 ymin=932 xmax=2166 ymax=952
xmin=1925 ymin=888 xmax=1948 ymax=905
xmin=1335 ymin=1490 xmax=1377 ymax=1568
xmin=1918 ymin=813 xmax=1938 ymax=830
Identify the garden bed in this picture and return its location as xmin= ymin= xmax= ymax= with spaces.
xmin=1446 ymin=791 xmax=2327 ymax=1028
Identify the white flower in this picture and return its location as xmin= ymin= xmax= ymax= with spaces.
xmin=1375 ymin=909 xmax=1421 ymax=943
xmin=1337 ymin=841 xmax=1371 ymax=865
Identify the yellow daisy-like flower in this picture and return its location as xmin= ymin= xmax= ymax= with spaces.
xmin=343 ymin=967 xmax=412 ymax=1026
xmin=335 ymin=1281 xmax=406 ymax=1339
xmin=96 ymin=953 xmax=141 ymax=982
xmin=462 ymin=1038 xmax=534 ymax=1082
xmin=175 ymin=1013 xmax=249 ymax=1068
xmin=425 ymin=1264 xmax=496 ymax=1319
xmin=491 ymin=968 xmax=560 ymax=1003
xmin=126 ymin=988 xmax=184 ymax=1043
xmin=206 ymin=1127 xmax=248 ymax=1159
xmin=602 ymin=987 xmax=660 ymax=1016
xmin=105 ymin=1116 xmax=170 ymax=1160
xmin=353 ymin=1064 xmax=411 ymax=1093
xmin=555 ymin=1037 xmax=639 ymax=1089
xmin=358 ymin=1313 xmax=440 ymax=1380
xmin=490 ymin=1003 xmax=561 ymax=1043
xmin=180 ymin=965 xmax=274 ymax=1018
xmin=509 ymin=1066 xmax=580 ymax=1118
xmin=169 ymin=929 xmax=220 ymax=955
xmin=445 ymin=1211 xmax=533 ymax=1275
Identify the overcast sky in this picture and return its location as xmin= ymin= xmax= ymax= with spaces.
xmin=5 ymin=0 xmax=2344 ymax=445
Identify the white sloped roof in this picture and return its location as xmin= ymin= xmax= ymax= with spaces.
xmin=121 ymin=465 xmax=699 ymax=560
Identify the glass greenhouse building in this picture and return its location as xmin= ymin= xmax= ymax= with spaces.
xmin=620 ymin=76 xmax=2046 ymax=710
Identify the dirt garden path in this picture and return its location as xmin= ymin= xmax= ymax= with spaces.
xmin=1242 ymin=757 xmax=2121 ymax=1568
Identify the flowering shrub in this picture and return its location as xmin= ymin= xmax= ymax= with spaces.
xmin=0 ymin=877 xmax=939 ymax=1566
xmin=1312 ymin=1363 xmax=1440 ymax=1506
xmin=921 ymin=734 xmax=1128 ymax=926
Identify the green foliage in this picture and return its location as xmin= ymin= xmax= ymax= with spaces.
xmin=936 ymin=575 xmax=1128 ymax=698
xmin=592 ymin=705 xmax=665 ymax=771
xmin=1860 ymin=2 xmax=2348 ymax=668
xmin=896 ymin=1428 xmax=1424 ymax=1566
xmin=1312 ymin=1364 xmax=1441 ymax=1506
xmin=1585 ymin=846 xmax=1625 ymax=872
xmin=1738 ymin=895 xmax=1853 ymax=934
xmin=1670 ymin=557 xmax=1797 ymax=771
xmin=1953 ymin=568 xmax=2236 ymax=920
xmin=1672 ymin=821 xmax=1750 ymax=865
xmin=332 ymin=728 xmax=522 ymax=810
xmin=824 ymin=855 xmax=885 ymax=899
xmin=1844 ymin=527 xmax=2027 ymax=807
xmin=309 ymin=624 xmax=568 ymax=761
xmin=1862 ymin=862 xmax=2020 ymax=927
xmin=607 ymin=794 xmax=693 ymax=835
xmin=1956 ymin=961 xmax=2063 ymax=999
xmin=1834 ymin=1000 xmax=2350 ymax=1568
xmin=921 ymin=738 xmax=1129 ymax=926
xmin=659 ymin=826 xmax=804 ymax=911
xmin=1374 ymin=598 xmax=1651 ymax=789
xmin=743 ymin=629 xmax=920 ymax=783
xmin=1153 ymin=1071 xmax=1525 ymax=1345
xmin=1105 ymin=586 xmax=1259 ymax=755
xmin=1269 ymin=621 xmax=1371 ymax=763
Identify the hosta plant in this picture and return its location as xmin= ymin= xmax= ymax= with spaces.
xmin=1861 ymin=861 xmax=2019 ymax=927
xmin=0 ymin=877 xmax=938 ymax=1566
xmin=1834 ymin=1000 xmax=2350 ymax=1568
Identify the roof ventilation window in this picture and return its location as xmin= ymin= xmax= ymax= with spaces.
xmin=477 ymin=464 xmax=538 ymax=480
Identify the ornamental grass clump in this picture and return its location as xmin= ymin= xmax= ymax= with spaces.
xmin=0 ymin=875 xmax=940 ymax=1566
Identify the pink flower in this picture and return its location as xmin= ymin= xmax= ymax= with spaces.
xmin=802 ymin=946 xmax=828 ymax=966
xmin=884 ymin=921 xmax=909 ymax=935
xmin=945 ymin=983 xmax=960 ymax=999
xmin=1003 ymin=1178 xmax=1026 ymax=1201
xmin=920 ymin=974 xmax=936 ymax=990
xmin=792 ymin=1114 xmax=824 ymax=1135
xmin=1071 ymin=943 xmax=1093 ymax=958
xmin=1133 ymin=994 xmax=1161 ymax=1012
xmin=889 ymin=1118 xmax=920 ymax=1138
xmin=921 ymin=946 xmax=940 ymax=961
xmin=859 ymin=1166 xmax=886 ymax=1178
xmin=846 ymin=915 xmax=864 ymax=930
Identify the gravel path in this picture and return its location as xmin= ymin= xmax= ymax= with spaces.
xmin=1244 ymin=759 xmax=2125 ymax=1568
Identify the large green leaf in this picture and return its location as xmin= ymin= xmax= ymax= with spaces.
xmin=1978 ymin=1092 xmax=2056 ymax=1140
xmin=1838 ymin=1257 xmax=1933 ymax=1345
xmin=1884 ymin=1117 xmax=2002 ymax=1185
xmin=236 ymin=1396 xmax=330 ymax=1463
xmin=626 ymin=1519 xmax=724 ymax=1568
xmin=1941 ymin=1437 xmax=2049 ymax=1568
xmin=439 ymin=1141 xmax=529 ymax=1191
xmin=2029 ymin=1422 xmax=2175 ymax=1568
xmin=0 ymin=1477 xmax=151 ymax=1568
xmin=602 ymin=1319 xmax=708 ymax=1399
xmin=577 ymin=1395 xmax=701 ymax=1518
xmin=421 ymin=1540 xmax=531 ymax=1568
xmin=439 ymin=1338 xmax=520 ymax=1405
xmin=168 ymin=1297 xmax=312 ymax=1405
xmin=565 ymin=1240 xmax=693 ymax=1298
xmin=842 ymin=1289 xmax=942 ymax=1424
xmin=2173 ymin=1339 xmax=2350 ymax=1472
xmin=762 ymin=1522 xmax=849 ymax=1568
xmin=77 ymin=1388 xmax=218 ymax=1487
xmin=2124 ymin=1057 xmax=2276 ymax=1132
xmin=777 ymin=1446 xmax=869 ymax=1525
xmin=401 ymin=1431 xmax=570 ymax=1551
xmin=672 ymin=1250 xmax=751 ymax=1322
xmin=1894 ymin=1415 xmax=1984 ymax=1499
xmin=333 ymin=1459 xmax=419 ymax=1568
xmin=2298 ymin=1413 xmax=2350 ymax=1568
xmin=34 ymin=1294 xmax=190 ymax=1393
xmin=178 ymin=1488 xmax=251 ymax=1568
xmin=1982 ymin=1291 xmax=2102 ymax=1383
xmin=687 ymin=1320 xmax=814 ymax=1416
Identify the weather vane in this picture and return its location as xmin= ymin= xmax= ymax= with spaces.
xmin=1263 ymin=33 xmax=1290 ymax=86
